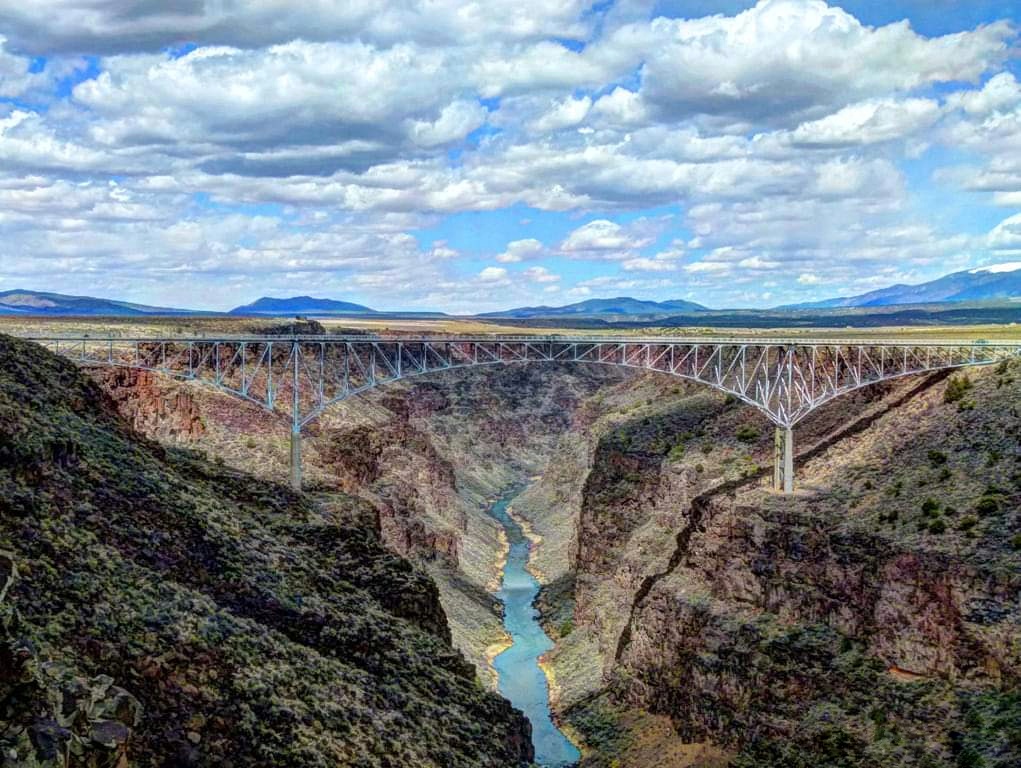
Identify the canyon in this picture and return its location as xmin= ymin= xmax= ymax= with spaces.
xmin=7 ymin=333 xmax=1019 ymax=767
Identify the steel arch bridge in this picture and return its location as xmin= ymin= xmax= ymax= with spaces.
xmin=25 ymin=334 xmax=1021 ymax=492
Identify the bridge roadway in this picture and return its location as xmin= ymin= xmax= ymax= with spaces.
xmin=19 ymin=333 xmax=1021 ymax=492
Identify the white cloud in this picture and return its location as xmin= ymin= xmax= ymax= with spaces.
xmin=988 ymin=213 xmax=1021 ymax=249
xmin=529 ymin=95 xmax=592 ymax=133
xmin=478 ymin=265 xmax=509 ymax=282
xmin=0 ymin=0 xmax=1017 ymax=311
xmin=786 ymin=98 xmax=942 ymax=147
xmin=523 ymin=265 xmax=559 ymax=283
xmin=628 ymin=0 xmax=1012 ymax=126
xmin=0 ymin=0 xmax=595 ymax=54
xmin=496 ymin=238 xmax=545 ymax=263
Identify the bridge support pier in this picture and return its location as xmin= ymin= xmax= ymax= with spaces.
xmin=773 ymin=426 xmax=795 ymax=493
xmin=783 ymin=426 xmax=794 ymax=494
xmin=290 ymin=428 xmax=302 ymax=491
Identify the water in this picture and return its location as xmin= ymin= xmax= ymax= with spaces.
xmin=489 ymin=490 xmax=581 ymax=768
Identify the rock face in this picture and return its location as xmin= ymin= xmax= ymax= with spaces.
xmin=93 ymin=367 xmax=206 ymax=441
xmin=553 ymin=363 xmax=1021 ymax=766
xmin=0 ymin=335 xmax=534 ymax=767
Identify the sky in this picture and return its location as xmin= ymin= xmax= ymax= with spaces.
xmin=0 ymin=0 xmax=1019 ymax=313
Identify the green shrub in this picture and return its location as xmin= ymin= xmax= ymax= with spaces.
xmin=928 ymin=519 xmax=947 ymax=535
xmin=975 ymin=497 xmax=1000 ymax=516
xmin=944 ymin=374 xmax=973 ymax=404
xmin=957 ymin=515 xmax=979 ymax=532
xmin=668 ymin=445 xmax=686 ymax=462
xmin=1011 ymin=534 xmax=1021 ymax=551
xmin=927 ymin=450 xmax=947 ymax=466
xmin=735 ymin=425 xmax=760 ymax=443
xmin=559 ymin=620 xmax=574 ymax=638
xmin=921 ymin=498 xmax=940 ymax=516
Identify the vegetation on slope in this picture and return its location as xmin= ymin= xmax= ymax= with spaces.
xmin=0 ymin=335 xmax=532 ymax=767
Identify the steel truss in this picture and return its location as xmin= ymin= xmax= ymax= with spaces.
xmin=27 ymin=334 xmax=1021 ymax=492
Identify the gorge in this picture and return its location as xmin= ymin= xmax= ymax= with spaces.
xmin=3 ymin=332 xmax=1020 ymax=767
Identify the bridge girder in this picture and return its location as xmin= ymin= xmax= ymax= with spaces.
xmin=27 ymin=335 xmax=1021 ymax=492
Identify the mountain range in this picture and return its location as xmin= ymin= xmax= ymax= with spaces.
xmin=0 ymin=289 xmax=201 ymax=316
xmin=783 ymin=263 xmax=1021 ymax=309
xmin=1 ymin=262 xmax=1020 ymax=319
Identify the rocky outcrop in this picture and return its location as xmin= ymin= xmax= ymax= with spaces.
xmin=92 ymin=367 xmax=205 ymax=442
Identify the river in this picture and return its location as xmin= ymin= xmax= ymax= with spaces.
xmin=489 ymin=490 xmax=581 ymax=768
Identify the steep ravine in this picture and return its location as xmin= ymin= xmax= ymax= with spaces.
xmin=90 ymin=362 xmax=631 ymax=689
xmin=88 ymin=356 xmax=1021 ymax=767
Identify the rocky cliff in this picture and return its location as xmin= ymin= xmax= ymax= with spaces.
xmin=0 ymin=335 xmax=534 ymax=767
xmin=540 ymin=361 xmax=1021 ymax=767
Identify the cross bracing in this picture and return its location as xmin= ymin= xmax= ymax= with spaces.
xmin=24 ymin=334 xmax=1021 ymax=492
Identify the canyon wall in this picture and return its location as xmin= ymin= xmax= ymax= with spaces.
xmin=89 ymin=353 xmax=1021 ymax=766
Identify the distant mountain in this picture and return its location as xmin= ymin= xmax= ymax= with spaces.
xmin=0 ymin=289 xmax=200 ymax=316
xmin=482 ymin=296 xmax=707 ymax=318
xmin=229 ymin=296 xmax=378 ymax=315
xmin=783 ymin=263 xmax=1021 ymax=309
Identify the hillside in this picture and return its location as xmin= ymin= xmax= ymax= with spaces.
xmin=0 ymin=290 xmax=200 ymax=316
xmin=0 ymin=335 xmax=533 ymax=766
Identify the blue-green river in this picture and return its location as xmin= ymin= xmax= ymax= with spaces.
xmin=490 ymin=491 xmax=580 ymax=768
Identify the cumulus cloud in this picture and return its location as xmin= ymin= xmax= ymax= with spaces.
xmin=988 ymin=212 xmax=1021 ymax=250
xmin=0 ymin=0 xmax=595 ymax=54
xmin=626 ymin=0 xmax=1013 ymax=126
xmin=785 ymin=98 xmax=942 ymax=148
xmin=496 ymin=238 xmax=545 ymax=263
xmin=0 ymin=0 xmax=1017 ymax=310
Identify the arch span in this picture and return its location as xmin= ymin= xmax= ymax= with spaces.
xmin=26 ymin=334 xmax=1021 ymax=492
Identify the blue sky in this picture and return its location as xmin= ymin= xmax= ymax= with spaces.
xmin=0 ymin=0 xmax=1019 ymax=312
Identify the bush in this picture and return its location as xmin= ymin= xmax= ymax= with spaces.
xmin=735 ymin=425 xmax=760 ymax=443
xmin=921 ymin=498 xmax=940 ymax=516
xmin=944 ymin=375 xmax=973 ymax=404
xmin=928 ymin=519 xmax=947 ymax=535
xmin=928 ymin=450 xmax=948 ymax=466
xmin=1011 ymin=534 xmax=1021 ymax=551
xmin=975 ymin=497 xmax=1000 ymax=516
xmin=558 ymin=620 xmax=574 ymax=638
xmin=668 ymin=444 xmax=685 ymax=462
xmin=957 ymin=515 xmax=979 ymax=532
